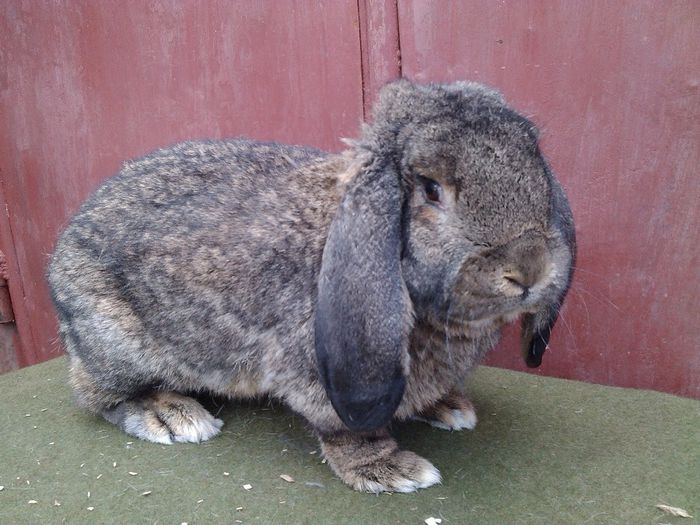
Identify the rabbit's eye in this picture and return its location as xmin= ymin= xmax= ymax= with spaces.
xmin=423 ymin=178 xmax=442 ymax=203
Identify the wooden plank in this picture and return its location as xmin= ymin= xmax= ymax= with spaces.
xmin=0 ymin=181 xmax=35 ymax=366
xmin=357 ymin=0 xmax=401 ymax=117
xmin=398 ymin=0 xmax=700 ymax=397
xmin=0 ymin=0 xmax=364 ymax=366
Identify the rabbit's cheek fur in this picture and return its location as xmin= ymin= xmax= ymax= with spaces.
xmin=401 ymin=219 xmax=470 ymax=317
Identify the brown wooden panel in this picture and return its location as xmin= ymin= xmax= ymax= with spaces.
xmin=0 ymin=172 xmax=36 ymax=365
xmin=398 ymin=0 xmax=700 ymax=397
xmin=357 ymin=0 xmax=401 ymax=117
xmin=0 ymin=1 xmax=364 ymax=366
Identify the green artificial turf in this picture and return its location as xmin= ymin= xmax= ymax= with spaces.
xmin=0 ymin=358 xmax=697 ymax=525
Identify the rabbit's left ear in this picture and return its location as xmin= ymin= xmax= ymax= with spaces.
xmin=315 ymin=156 xmax=411 ymax=432
xmin=521 ymin=175 xmax=576 ymax=367
xmin=521 ymin=306 xmax=565 ymax=368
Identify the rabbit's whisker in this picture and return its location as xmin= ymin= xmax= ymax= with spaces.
xmin=569 ymin=285 xmax=591 ymax=327
xmin=571 ymin=282 xmax=620 ymax=311
xmin=556 ymin=307 xmax=576 ymax=348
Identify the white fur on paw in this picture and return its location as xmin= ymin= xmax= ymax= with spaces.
xmin=354 ymin=457 xmax=442 ymax=494
xmin=357 ymin=479 xmax=387 ymax=494
xmin=150 ymin=392 xmax=224 ymax=444
xmin=414 ymin=406 xmax=478 ymax=431
xmin=121 ymin=394 xmax=224 ymax=445
xmin=391 ymin=462 xmax=442 ymax=493
xmin=171 ymin=414 xmax=223 ymax=444
xmin=124 ymin=411 xmax=174 ymax=445
xmin=436 ymin=406 xmax=477 ymax=430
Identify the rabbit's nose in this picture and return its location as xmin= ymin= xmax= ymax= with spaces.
xmin=502 ymin=235 xmax=548 ymax=295
xmin=503 ymin=272 xmax=532 ymax=297
xmin=503 ymin=264 xmax=545 ymax=292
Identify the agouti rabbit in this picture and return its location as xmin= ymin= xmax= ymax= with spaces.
xmin=48 ymin=80 xmax=575 ymax=492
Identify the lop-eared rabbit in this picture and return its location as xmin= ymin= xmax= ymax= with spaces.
xmin=48 ymin=80 xmax=575 ymax=493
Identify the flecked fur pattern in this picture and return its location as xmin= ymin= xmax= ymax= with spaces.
xmin=48 ymin=80 xmax=575 ymax=493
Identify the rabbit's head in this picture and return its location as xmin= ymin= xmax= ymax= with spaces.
xmin=315 ymin=80 xmax=575 ymax=432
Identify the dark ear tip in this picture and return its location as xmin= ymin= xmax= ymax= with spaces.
xmin=328 ymin=374 xmax=406 ymax=432
xmin=523 ymin=333 xmax=548 ymax=368
xmin=525 ymin=351 xmax=543 ymax=368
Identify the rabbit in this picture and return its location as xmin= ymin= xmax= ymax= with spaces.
xmin=47 ymin=79 xmax=575 ymax=493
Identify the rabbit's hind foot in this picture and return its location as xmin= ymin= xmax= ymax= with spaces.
xmin=102 ymin=392 xmax=223 ymax=445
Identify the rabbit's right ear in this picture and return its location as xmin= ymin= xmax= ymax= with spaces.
xmin=315 ymin=156 xmax=411 ymax=433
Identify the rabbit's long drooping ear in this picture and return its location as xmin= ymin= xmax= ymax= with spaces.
xmin=521 ymin=174 xmax=576 ymax=368
xmin=315 ymin=156 xmax=412 ymax=432
xmin=521 ymin=306 xmax=565 ymax=368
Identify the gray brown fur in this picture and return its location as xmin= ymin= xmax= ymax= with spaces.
xmin=48 ymin=80 xmax=575 ymax=492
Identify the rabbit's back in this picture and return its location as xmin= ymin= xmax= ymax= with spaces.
xmin=49 ymin=139 xmax=342 ymax=394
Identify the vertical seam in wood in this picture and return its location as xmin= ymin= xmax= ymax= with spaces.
xmin=359 ymin=0 xmax=402 ymax=116
xmin=357 ymin=0 xmax=369 ymax=120
xmin=394 ymin=0 xmax=403 ymax=77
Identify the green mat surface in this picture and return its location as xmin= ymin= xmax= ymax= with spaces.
xmin=0 ymin=358 xmax=697 ymax=525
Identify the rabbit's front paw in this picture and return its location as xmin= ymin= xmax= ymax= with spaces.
xmin=320 ymin=431 xmax=441 ymax=493
xmin=414 ymin=389 xmax=477 ymax=431
xmin=350 ymin=450 xmax=441 ymax=493
xmin=103 ymin=392 xmax=224 ymax=444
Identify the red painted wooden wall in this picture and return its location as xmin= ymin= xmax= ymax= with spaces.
xmin=1 ymin=1 xmax=698 ymax=398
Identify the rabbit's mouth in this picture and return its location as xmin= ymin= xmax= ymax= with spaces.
xmin=422 ymin=304 xmax=524 ymax=336
xmin=444 ymin=288 xmax=537 ymax=320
